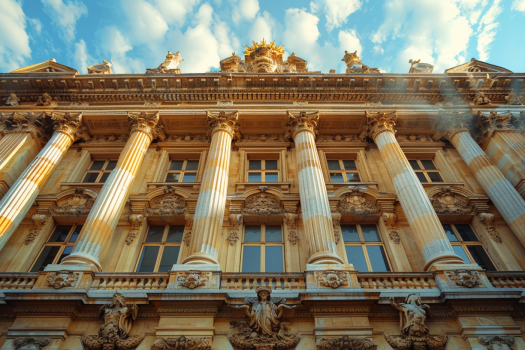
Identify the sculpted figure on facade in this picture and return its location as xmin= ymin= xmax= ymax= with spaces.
xmin=82 ymin=292 xmax=144 ymax=350
xmin=229 ymin=286 xmax=299 ymax=350
xmin=342 ymin=50 xmax=379 ymax=73
xmin=385 ymin=294 xmax=447 ymax=350
xmin=505 ymin=92 xmax=523 ymax=105
xmin=318 ymin=336 xmax=377 ymax=350
xmin=88 ymin=59 xmax=113 ymax=74
xmin=5 ymin=93 xmax=20 ymax=106
xmin=151 ymin=336 xmax=211 ymax=350
xmin=409 ymin=59 xmax=434 ymax=73
xmin=37 ymin=93 xmax=57 ymax=107
xmin=147 ymin=51 xmax=184 ymax=74
xmin=473 ymin=91 xmax=491 ymax=105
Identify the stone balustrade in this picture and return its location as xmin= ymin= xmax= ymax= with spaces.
xmin=486 ymin=272 xmax=525 ymax=288
xmin=0 ymin=273 xmax=38 ymax=289
xmin=358 ymin=272 xmax=438 ymax=290
xmin=91 ymin=273 xmax=169 ymax=290
xmin=220 ymin=273 xmax=306 ymax=290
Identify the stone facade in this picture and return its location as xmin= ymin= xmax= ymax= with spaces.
xmin=0 ymin=44 xmax=524 ymax=350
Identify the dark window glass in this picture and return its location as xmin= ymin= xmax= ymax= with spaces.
xmin=69 ymin=225 xmax=82 ymax=243
xmin=330 ymin=173 xmax=344 ymax=182
xmin=89 ymin=161 xmax=105 ymax=170
xmin=248 ymin=173 xmax=262 ymax=182
xmin=265 ymin=160 xmax=278 ymax=170
xmin=166 ymin=226 xmax=184 ymax=242
xmin=409 ymin=160 xmax=421 ymax=170
xmin=420 ymin=160 xmax=437 ymax=170
xmin=346 ymin=173 xmax=361 ymax=182
xmin=31 ymin=246 xmax=60 ymax=272
xmin=166 ymin=173 xmax=181 ymax=182
xmin=327 ymin=160 xmax=341 ymax=171
xmin=137 ymin=246 xmax=159 ymax=272
xmin=343 ymin=160 xmax=357 ymax=170
xmin=169 ymin=161 xmax=184 ymax=170
xmin=427 ymin=172 xmax=444 ymax=182
xmin=361 ymin=225 xmax=381 ymax=242
xmin=158 ymin=246 xmax=180 ymax=272
xmin=182 ymin=173 xmax=196 ymax=182
xmin=185 ymin=160 xmax=199 ymax=170
xmin=265 ymin=226 xmax=282 ymax=242
xmin=266 ymin=173 xmax=279 ymax=182
xmin=249 ymin=160 xmax=262 ymax=170
xmin=415 ymin=172 xmax=427 ymax=182
xmin=467 ymin=246 xmax=496 ymax=271
xmin=342 ymin=225 xmax=359 ymax=242
xmin=242 ymin=246 xmax=261 ymax=272
xmin=244 ymin=226 xmax=261 ymax=242
xmin=49 ymin=225 xmax=73 ymax=243
xmin=82 ymin=172 xmax=99 ymax=183
xmin=99 ymin=172 xmax=110 ymax=183
xmin=452 ymin=246 xmax=470 ymax=263
xmin=145 ymin=225 xmax=165 ymax=242
xmin=106 ymin=161 xmax=118 ymax=171
xmin=367 ymin=246 xmax=391 ymax=272
xmin=455 ymin=225 xmax=479 ymax=241
xmin=58 ymin=246 xmax=73 ymax=263
xmin=345 ymin=246 xmax=368 ymax=272
xmin=265 ymin=246 xmax=284 ymax=272
xmin=443 ymin=224 xmax=459 ymax=242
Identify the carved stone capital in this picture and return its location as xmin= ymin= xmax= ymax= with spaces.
xmin=433 ymin=111 xmax=473 ymax=141
xmin=14 ymin=338 xmax=50 ymax=350
xmin=183 ymin=213 xmax=193 ymax=247
xmin=228 ymin=213 xmax=243 ymax=245
xmin=25 ymin=214 xmax=48 ymax=245
xmin=361 ymin=111 xmax=397 ymax=141
xmin=383 ymin=212 xmax=400 ymax=244
xmin=51 ymin=112 xmax=91 ymax=142
xmin=206 ymin=110 xmax=240 ymax=139
xmin=478 ymin=212 xmax=502 ymax=243
xmin=331 ymin=212 xmax=341 ymax=244
xmin=0 ymin=112 xmax=47 ymax=143
xmin=286 ymin=110 xmax=320 ymax=139
xmin=126 ymin=214 xmax=144 ymax=245
xmin=477 ymin=110 xmax=515 ymax=146
xmin=284 ymin=210 xmax=298 ymax=245
xmin=128 ymin=111 xmax=165 ymax=141
xmin=318 ymin=336 xmax=377 ymax=350
xmin=479 ymin=336 xmax=515 ymax=350
xmin=151 ymin=336 xmax=211 ymax=350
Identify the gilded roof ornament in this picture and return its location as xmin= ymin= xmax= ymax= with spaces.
xmin=146 ymin=51 xmax=184 ymax=74
xmin=342 ymin=50 xmax=379 ymax=74
xmin=409 ymin=59 xmax=434 ymax=73
xmin=87 ymin=59 xmax=113 ymax=74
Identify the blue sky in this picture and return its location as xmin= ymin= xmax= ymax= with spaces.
xmin=1 ymin=0 xmax=524 ymax=74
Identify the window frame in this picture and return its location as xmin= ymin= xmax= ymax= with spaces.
xmin=29 ymin=224 xmax=81 ymax=271
xmin=81 ymin=159 xmax=117 ymax=184
xmin=445 ymin=223 xmax=498 ymax=270
xmin=165 ymin=159 xmax=200 ymax=183
xmin=327 ymin=159 xmax=361 ymax=183
xmin=409 ymin=159 xmax=445 ymax=183
xmin=246 ymin=159 xmax=280 ymax=183
xmin=241 ymin=224 xmax=285 ymax=273
xmin=342 ymin=223 xmax=392 ymax=272
xmin=135 ymin=225 xmax=184 ymax=272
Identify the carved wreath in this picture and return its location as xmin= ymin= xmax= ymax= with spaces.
xmin=338 ymin=190 xmax=380 ymax=216
xmin=46 ymin=270 xmax=80 ymax=289
xmin=49 ymin=189 xmax=94 ymax=216
xmin=242 ymin=193 xmax=283 ymax=215
xmin=176 ymin=271 xmax=209 ymax=289
xmin=447 ymin=270 xmax=482 ymax=288
xmin=431 ymin=188 xmax=474 ymax=215
xmin=145 ymin=193 xmax=185 ymax=216
xmin=317 ymin=271 xmax=349 ymax=289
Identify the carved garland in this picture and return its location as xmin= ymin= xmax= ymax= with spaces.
xmin=228 ymin=214 xmax=242 ymax=245
xmin=176 ymin=271 xmax=209 ymax=289
xmin=318 ymin=336 xmax=377 ymax=350
xmin=478 ymin=212 xmax=502 ymax=243
xmin=25 ymin=214 xmax=48 ymax=245
xmin=284 ymin=210 xmax=298 ymax=245
xmin=383 ymin=213 xmax=400 ymax=244
xmin=151 ymin=336 xmax=211 ymax=350
xmin=446 ymin=270 xmax=482 ymax=288
xmin=126 ymin=214 xmax=144 ymax=245
xmin=46 ymin=270 xmax=80 ymax=289
xmin=316 ymin=271 xmax=349 ymax=289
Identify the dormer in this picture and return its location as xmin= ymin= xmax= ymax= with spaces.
xmin=10 ymin=59 xmax=78 ymax=74
xmin=445 ymin=58 xmax=512 ymax=73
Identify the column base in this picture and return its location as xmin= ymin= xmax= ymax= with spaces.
xmin=182 ymin=252 xmax=220 ymax=265
xmin=307 ymin=251 xmax=344 ymax=265
xmin=59 ymin=253 xmax=102 ymax=272
xmin=423 ymin=254 xmax=468 ymax=271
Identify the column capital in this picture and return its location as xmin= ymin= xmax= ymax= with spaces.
xmin=477 ymin=110 xmax=516 ymax=147
xmin=286 ymin=110 xmax=319 ymax=139
xmin=433 ymin=111 xmax=473 ymax=141
xmin=206 ymin=110 xmax=240 ymax=139
xmin=50 ymin=112 xmax=91 ymax=142
xmin=128 ymin=111 xmax=166 ymax=141
xmin=0 ymin=112 xmax=47 ymax=145
xmin=361 ymin=111 xmax=397 ymax=141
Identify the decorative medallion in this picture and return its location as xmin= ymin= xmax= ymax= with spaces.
xmin=242 ymin=193 xmax=282 ymax=216
xmin=316 ymin=271 xmax=349 ymax=289
xmin=49 ymin=189 xmax=95 ymax=216
xmin=46 ymin=270 xmax=80 ymax=289
xmin=447 ymin=270 xmax=482 ymax=288
xmin=176 ymin=271 xmax=209 ymax=289
xmin=430 ymin=188 xmax=474 ymax=215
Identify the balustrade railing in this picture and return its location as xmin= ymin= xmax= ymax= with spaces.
xmin=486 ymin=272 xmax=525 ymax=288
xmin=357 ymin=272 xmax=437 ymax=289
xmin=221 ymin=273 xmax=306 ymax=290
xmin=0 ymin=273 xmax=38 ymax=289
xmin=91 ymin=273 xmax=169 ymax=290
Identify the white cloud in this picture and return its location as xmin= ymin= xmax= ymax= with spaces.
xmin=28 ymin=18 xmax=42 ymax=34
xmin=153 ymin=0 xmax=201 ymax=26
xmin=311 ymin=0 xmax=362 ymax=32
xmin=338 ymin=29 xmax=362 ymax=54
xmin=0 ymin=0 xmax=31 ymax=72
xmin=73 ymin=39 xmax=92 ymax=73
xmin=232 ymin=0 xmax=260 ymax=23
xmin=373 ymin=45 xmax=384 ymax=55
xmin=476 ymin=0 xmax=503 ymax=61
xmin=120 ymin=0 xmax=169 ymax=46
xmin=249 ymin=11 xmax=275 ymax=42
xmin=41 ymin=0 xmax=87 ymax=42
xmin=97 ymin=26 xmax=145 ymax=74
xmin=512 ymin=0 xmax=525 ymax=11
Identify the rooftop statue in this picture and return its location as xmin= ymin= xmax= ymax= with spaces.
xmin=146 ymin=51 xmax=184 ymax=74
xmin=220 ymin=39 xmax=307 ymax=73
xmin=409 ymin=59 xmax=434 ymax=73
xmin=342 ymin=50 xmax=380 ymax=74
xmin=87 ymin=59 xmax=113 ymax=74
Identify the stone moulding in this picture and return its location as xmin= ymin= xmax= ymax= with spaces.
xmin=318 ymin=336 xmax=377 ymax=350
xmin=14 ymin=338 xmax=50 ymax=350
xmin=151 ymin=336 xmax=211 ymax=350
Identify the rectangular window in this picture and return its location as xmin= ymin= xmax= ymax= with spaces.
xmin=409 ymin=159 xmax=444 ymax=183
xmin=342 ymin=224 xmax=391 ymax=272
xmin=241 ymin=224 xmax=284 ymax=272
xmin=443 ymin=224 xmax=497 ymax=271
xmin=82 ymin=160 xmax=117 ymax=183
xmin=30 ymin=225 xmax=82 ymax=272
xmin=165 ymin=160 xmax=200 ymax=183
xmin=247 ymin=160 xmax=279 ymax=182
xmin=327 ymin=159 xmax=361 ymax=182
xmin=136 ymin=225 xmax=184 ymax=272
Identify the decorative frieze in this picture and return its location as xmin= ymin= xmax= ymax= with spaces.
xmin=318 ymin=134 xmax=363 ymax=143
xmin=446 ymin=270 xmax=482 ymax=288
xmin=24 ymin=214 xmax=48 ymax=245
xmin=14 ymin=338 xmax=50 ymax=350
xmin=176 ymin=270 xmax=209 ymax=289
xmin=238 ymin=134 xmax=284 ymax=142
xmin=242 ymin=193 xmax=282 ymax=216
xmin=318 ymin=336 xmax=377 ymax=350
xmin=49 ymin=188 xmax=95 ymax=216
xmin=45 ymin=270 xmax=80 ymax=289
xmin=169 ymin=133 xmax=208 ymax=143
xmin=125 ymin=214 xmax=144 ymax=245
xmin=88 ymin=134 xmax=128 ymax=143
xmin=151 ymin=336 xmax=211 ymax=350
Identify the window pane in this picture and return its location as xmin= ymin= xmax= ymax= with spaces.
xmin=166 ymin=225 xmax=184 ymax=242
xmin=244 ymin=226 xmax=261 ymax=242
xmin=89 ymin=161 xmax=105 ymax=170
xmin=31 ymin=246 xmax=60 ymax=272
xmin=265 ymin=226 xmax=282 ymax=242
xmin=158 ymin=246 xmax=180 ymax=272
xmin=443 ymin=224 xmax=459 ymax=242
xmin=342 ymin=225 xmax=360 ymax=242
xmin=82 ymin=172 xmax=99 ymax=183
xmin=455 ymin=225 xmax=479 ymax=242
xmin=69 ymin=225 xmax=82 ymax=243
xmin=346 ymin=173 xmax=361 ymax=182
xmin=409 ymin=160 xmax=421 ymax=170
xmin=420 ymin=160 xmax=437 ymax=170
xmin=415 ymin=172 xmax=427 ymax=182
xmin=58 ymin=246 xmax=73 ymax=263
xmin=265 ymin=160 xmax=278 ymax=170
xmin=427 ymin=172 xmax=444 ymax=182
xmin=166 ymin=173 xmax=181 ymax=182
xmin=345 ymin=246 xmax=369 ymax=272
xmin=452 ymin=245 xmax=470 ymax=263
xmin=249 ymin=160 xmax=262 ymax=170
xmin=467 ymin=246 xmax=496 ymax=271
xmin=330 ymin=173 xmax=344 ymax=182
xmin=343 ymin=160 xmax=357 ymax=170
xmin=367 ymin=246 xmax=391 ymax=272
xmin=106 ymin=160 xmax=118 ymax=171
xmin=185 ymin=160 xmax=199 ymax=170
xmin=137 ymin=246 xmax=159 ymax=272
xmin=49 ymin=225 xmax=73 ymax=242
xmin=99 ymin=172 xmax=110 ymax=183
xmin=265 ymin=246 xmax=284 ymax=272
xmin=182 ymin=173 xmax=196 ymax=182
xmin=265 ymin=173 xmax=279 ymax=182
xmin=248 ymin=173 xmax=262 ymax=182
xmin=242 ymin=246 xmax=261 ymax=272
xmin=361 ymin=225 xmax=381 ymax=242
xmin=327 ymin=160 xmax=341 ymax=171
xmin=170 ymin=161 xmax=184 ymax=171
xmin=145 ymin=225 xmax=165 ymax=242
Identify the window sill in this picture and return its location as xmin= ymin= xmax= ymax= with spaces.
xmin=236 ymin=182 xmax=291 ymax=193
xmin=147 ymin=182 xmax=201 ymax=191
xmin=61 ymin=182 xmax=105 ymax=189
xmin=419 ymin=182 xmax=464 ymax=188
xmin=326 ymin=182 xmax=378 ymax=191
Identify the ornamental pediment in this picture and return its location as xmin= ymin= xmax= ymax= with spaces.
xmin=445 ymin=58 xmax=512 ymax=73
xmin=11 ymin=58 xmax=78 ymax=74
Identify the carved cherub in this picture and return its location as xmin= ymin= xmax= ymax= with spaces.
xmin=6 ymin=93 xmax=20 ymax=106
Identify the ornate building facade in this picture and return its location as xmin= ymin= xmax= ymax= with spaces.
xmin=0 ymin=42 xmax=524 ymax=350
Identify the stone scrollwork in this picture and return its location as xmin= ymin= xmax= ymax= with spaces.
xmin=446 ymin=270 xmax=482 ymax=288
xmin=284 ymin=210 xmax=298 ymax=245
xmin=384 ymin=294 xmax=447 ymax=350
xmin=183 ymin=213 xmax=193 ymax=247
xmin=25 ymin=214 xmax=48 ymax=245
xmin=318 ymin=336 xmax=377 ymax=350
xmin=51 ymin=112 xmax=91 ymax=142
xmin=49 ymin=188 xmax=95 ymax=216
xmin=242 ymin=193 xmax=283 ymax=216
xmin=14 ymin=338 xmax=50 ymax=350
xmin=125 ymin=214 xmax=144 ymax=245
xmin=331 ymin=212 xmax=342 ymax=244
xmin=430 ymin=187 xmax=474 ymax=216
xmin=145 ymin=188 xmax=185 ymax=217
xmin=46 ymin=270 xmax=80 ymax=289
xmin=82 ymin=292 xmax=144 ymax=350
xmin=176 ymin=270 xmax=209 ymax=289
xmin=360 ymin=111 xmax=397 ymax=140
xmin=229 ymin=286 xmax=299 ymax=350
xmin=383 ymin=213 xmax=400 ymax=244
xmin=128 ymin=111 xmax=166 ymax=141
xmin=316 ymin=270 xmax=349 ymax=289
xmin=286 ymin=110 xmax=320 ymax=139
xmin=479 ymin=336 xmax=515 ymax=350
xmin=206 ymin=110 xmax=240 ymax=139
xmin=338 ymin=188 xmax=380 ymax=217
xmin=478 ymin=212 xmax=502 ymax=243
xmin=151 ymin=336 xmax=211 ymax=350
xmin=228 ymin=213 xmax=242 ymax=245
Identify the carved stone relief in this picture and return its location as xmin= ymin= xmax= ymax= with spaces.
xmin=169 ymin=133 xmax=209 ymax=143
xmin=383 ymin=213 xmax=400 ymax=244
xmin=478 ymin=212 xmax=502 ymax=243
xmin=505 ymin=92 xmax=523 ymax=105
xmin=316 ymin=271 xmax=349 ymax=289
xmin=318 ymin=336 xmax=377 ymax=350
xmin=242 ymin=193 xmax=282 ymax=216
xmin=49 ymin=189 xmax=94 ymax=216
xmin=238 ymin=134 xmax=284 ymax=142
xmin=396 ymin=134 xmax=434 ymax=142
xmin=338 ymin=188 xmax=380 ymax=217
xmin=430 ymin=188 xmax=474 ymax=215
xmin=125 ymin=214 xmax=144 ymax=245
xmin=151 ymin=336 xmax=211 ymax=350
xmin=46 ymin=270 xmax=80 ymax=289
xmin=5 ymin=93 xmax=20 ymax=106
xmin=37 ymin=93 xmax=57 ymax=107
xmin=25 ymin=214 xmax=48 ymax=245
xmin=146 ymin=51 xmax=184 ymax=74
xmin=331 ymin=212 xmax=342 ymax=244
xmin=228 ymin=214 xmax=242 ymax=245
xmin=284 ymin=210 xmax=298 ymax=245
xmin=318 ymin=134 xmax=362 ymax=143
xmin=145 ymin=188 xmax=185 ymax=216
xmin=14 ymin=338 xmax=50 ymax=350
xmin=183 ymin=214 xmax=193 ymax=246
xmin=473 ymin=91 xmax=491 ymax=105
xmin=176 ymin=271 xmax=209 ymax=289
xmin=447 ymin=270 xmax=482 ymax=288
xmin=479 ymin=336 xmax=515 ymax=350
xmin=88 ymin=134 xmax=128 ymax=143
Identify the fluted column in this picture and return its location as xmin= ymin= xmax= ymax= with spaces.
xmin=365 ymin=111 xmax=464 ymax=269
xmin=287 ymin=111 xmax=343 ymax=265
xmin=0 ymin=112 xmax=90 ymax=251
xmin=183 ymin=111 xmax=239 ymax=265
xmin=61 ymin=112 xmax=164 ymax=270
xmin=436 ymin=112 xmax=525 ymax=248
